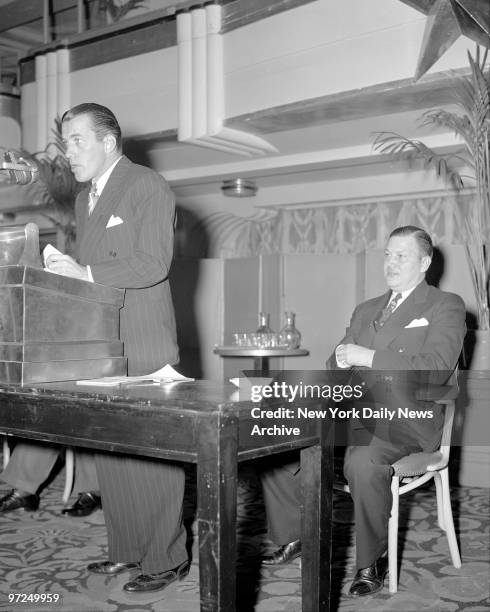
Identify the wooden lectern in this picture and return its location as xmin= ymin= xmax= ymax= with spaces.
xmin=0 ymin=224 xmax=127 ymax=384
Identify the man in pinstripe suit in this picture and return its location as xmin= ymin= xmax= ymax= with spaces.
xmin=46 ymin=102 xmax=188 ymax=593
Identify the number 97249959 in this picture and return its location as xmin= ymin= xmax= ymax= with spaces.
xmin=7 ymin=593 xmax=62 ymax=607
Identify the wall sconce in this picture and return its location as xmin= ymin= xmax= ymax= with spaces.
xmin=221 ymin=178 xmax=258 ymax=197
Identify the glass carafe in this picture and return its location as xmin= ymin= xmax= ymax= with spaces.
xmin=256 ymin=312 xmax=273 ymax=334
xmin=279 ymin=312 xmax=301 ymax=349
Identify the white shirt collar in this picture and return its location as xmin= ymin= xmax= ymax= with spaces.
xmin=389 ymin=281 xmax=420 ymax=307
xmin=93 ymin=155 xmax=122 ymax=196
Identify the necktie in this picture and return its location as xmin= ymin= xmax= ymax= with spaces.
xmin=88 ymin=181 xmax=99 ymax=215
xmin=375 ymin=293 xmax=402 ymax=328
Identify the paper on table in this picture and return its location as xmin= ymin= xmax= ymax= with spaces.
xmin=229 ymin=376 xmax=273 ymax=388
xmin=76 ymin=364 xmax=194 ymax=387
xmin=229 ymin=376 xmax=273 ymax=401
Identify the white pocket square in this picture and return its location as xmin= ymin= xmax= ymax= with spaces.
xmin=106 ymin=215 xmax=124 ymax=228
xmin=405 ymin=317 xmax=429 ymax=328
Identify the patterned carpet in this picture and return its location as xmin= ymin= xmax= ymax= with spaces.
xmin=0 ymin=458 xmax=489 ymax=612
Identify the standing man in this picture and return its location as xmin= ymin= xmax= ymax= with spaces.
xmin=261 ymin=226 xmax=466 ymax=599
xmin=45 ymin=102 xmax=188 ymax=593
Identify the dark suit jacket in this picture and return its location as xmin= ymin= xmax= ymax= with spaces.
xmin=262 ymin=280 xmax=466 ymax=545
xmin=328 ymin=279 xmax=466 ymax=449
xmin=75 ymin=155 xmax=178 ymax=375
xmin=331 ymin=279 xmax=466 ymax=372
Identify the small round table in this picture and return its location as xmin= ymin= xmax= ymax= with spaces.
xmin=213 ymin=346 xmax=309 ymax=373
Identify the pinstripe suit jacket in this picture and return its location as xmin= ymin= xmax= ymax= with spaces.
xmin=75 ymin=155 xmax=178 ymax=375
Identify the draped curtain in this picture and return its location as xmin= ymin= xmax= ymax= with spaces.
xmin=175 ymin=193 xmax=478 ymax=259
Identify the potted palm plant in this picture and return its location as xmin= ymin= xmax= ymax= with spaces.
xmin=29 ymin=124 xmax=86 ymax=254
xmin=373 ymin=47 xmax=490 ymax=369
xmin=24 ymin=118 xmax=86 ymax=254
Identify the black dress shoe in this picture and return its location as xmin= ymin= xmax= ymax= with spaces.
xmin=349 ymin=556 xmax=388 ymax=597
xmin=62 ymin=492 xmax=101 ymax=517
xmin=123 ymin=560 xmax=190 ymax=593
xmin=0 ymin=489 xmax=39 ymax=513
xmin=87 ymin=561 xmax=141 ymax=575
xmin=262 ymin=540 xmax=301 ymax=565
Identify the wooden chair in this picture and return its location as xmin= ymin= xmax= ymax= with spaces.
xmin=2 ymin=437 xmax=10 ymax=469
xmin=335 ymin=375 xmax=461 ymax=594
xmin=388 ymin=381 xmax=461 ymax=592
xmin=63 ymin=448 xmax=75 ymax=503
xmin=2 ymin=438 xmax=74 ymax=503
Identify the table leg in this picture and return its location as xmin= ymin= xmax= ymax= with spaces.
xmin=197 ymin=408 xmax=239 ymax=612
xmin=300 ymin=429 xmax=333 ymax=611
xmin=253 ymin=356 xmax=269 ymax=373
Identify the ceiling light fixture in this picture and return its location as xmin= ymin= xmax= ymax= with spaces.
xmin=221 ymin=178 xmax=258 ymax=197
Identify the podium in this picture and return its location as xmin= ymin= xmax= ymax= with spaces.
xmin=0 ymin=224 xmax=127 ymax=384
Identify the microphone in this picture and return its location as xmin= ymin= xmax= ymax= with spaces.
xmin=0 ymin=149 xmax=38 ymax=185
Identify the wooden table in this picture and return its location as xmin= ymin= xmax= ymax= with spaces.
xmin=0 ymin=380 xmax=332 ymax=612
xmin=214 ymin=346 xmax=309 ymax=373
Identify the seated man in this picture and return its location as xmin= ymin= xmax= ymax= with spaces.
xmin=261 ymin=225 xmax=466 ymax=598
xmin=0 ymin=443 xmax=100 ymax=516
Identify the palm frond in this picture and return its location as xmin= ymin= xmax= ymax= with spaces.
xmin=48 ymin=116 xmax=66 ymax=156
xmin=373 ymin=47 xmax=490 ymax=328
xmin=373 ymin=131 xmax=464 ymax=189
xmin=420 ymin=110 xmax=474 ymax=149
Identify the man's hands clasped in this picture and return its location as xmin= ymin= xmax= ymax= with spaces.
xmin=335 ymin=343 xmax=375 ymax=369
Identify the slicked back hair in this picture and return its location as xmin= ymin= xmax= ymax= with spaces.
xmin=62 ymin=103 xmax=122 ymax=151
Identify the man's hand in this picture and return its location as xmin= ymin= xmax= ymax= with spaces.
xmin=46 ymin=254 xmax=89 ymax=281
xmin=336 ymin=343 xmax=375 ymax=368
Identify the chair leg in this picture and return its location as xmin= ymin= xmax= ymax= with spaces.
xmin=434 ymin=471 xmax=445 ymax=530
xmin=388 ymin=476 xmax=400 ymax=593
xmin=62 ymin=448 xmax=75 ymax=504
xmin=438 ymin=468 xmax=461 ymax=568
xmin=2 ymin=437 xmax=10 ymax=470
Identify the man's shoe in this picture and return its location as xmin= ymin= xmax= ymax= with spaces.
xmin=123 ymin=560 xmax=190 ymax=593
xmin=262 ymin=540 xmax=301 ymax=565
xmin=349 ymin=556 xmax=388 ymax=597
xmin=0 ymin=489 xmax=39 ymax=513
xmin=87 ymin=561 xmax=141 ymax=575
xmin=62 ymin=492 xmax=101 ymax=517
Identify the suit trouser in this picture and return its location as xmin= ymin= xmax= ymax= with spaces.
xmin=343 ymin=433 xmax=419 ymax=569
xmin=95 ymin=452 xmax=187 ymax=574
xmin=261 ymin=453 xmax=301 ymax=545
xmin=261 ymin=422 xmax=438 ymax=570
xmin=1 ymin=442 xmax=98 ymax=495
xmin=343 ymin=410 xmax=446 ymax=569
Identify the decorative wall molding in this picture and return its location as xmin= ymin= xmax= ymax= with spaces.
xmin=176 ymin=5 xmax=277 ymax=156
xmin=175 ymin=193 xmax=478 ymax=259
xmin=19 ymin=0 xmax=315 ymax=85
xmin=34 ymin=48 xmax=70 ymax=150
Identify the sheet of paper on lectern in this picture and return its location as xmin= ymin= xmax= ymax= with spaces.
xmin=76 ymin=364 xmax=194 ymax=387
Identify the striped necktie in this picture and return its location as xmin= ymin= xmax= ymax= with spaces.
xmin=88 ymin=181 xmax=99 ymax=215
xmin=375 ymin=293 xmax=402 ymax=328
